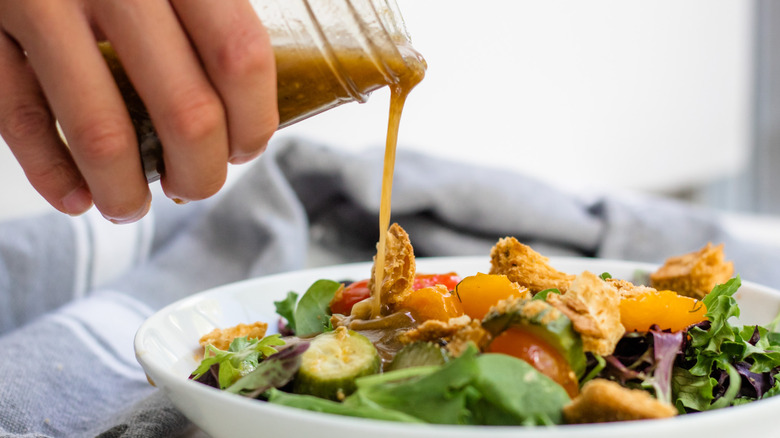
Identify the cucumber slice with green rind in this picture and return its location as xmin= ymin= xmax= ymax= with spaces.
xmin=294 ymin=327 xmax=380 ymax=400
xmin=388 ymin=342 xmax=449 ymax=371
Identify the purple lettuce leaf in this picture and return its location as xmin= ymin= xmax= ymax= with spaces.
xmin=734 ymin=361 xmax=776 ymax=399
xmin=647 ymin=327 xmax=684 ymax=404
xmin=191 ymin=363 xmax=220 ymax=389
xmin=597 ymin=326 xmax=683 ymax=404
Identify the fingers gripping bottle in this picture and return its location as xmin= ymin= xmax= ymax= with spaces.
xmin=100 ymin=0 xmax=426 ymax=182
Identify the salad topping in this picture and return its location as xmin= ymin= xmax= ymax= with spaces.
xmin=190 ymin=223 xmax=780 ymax=426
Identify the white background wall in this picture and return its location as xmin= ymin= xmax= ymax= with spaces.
xmin=281 ymin=0 xmax=754 ymax=194
xmin=0 ymin=0 xmax=756 ymax=220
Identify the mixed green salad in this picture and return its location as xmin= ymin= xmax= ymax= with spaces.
xmin=189 ymin=229 xmax=780 ymax=426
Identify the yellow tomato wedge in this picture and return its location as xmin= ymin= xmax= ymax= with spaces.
xmin=398 ymin=285 xmax=464 ymax=322
xmin=455 ymin=273 xmax=528 ymax=320
xmin=620 ymin=289 xmax=707 ymax=332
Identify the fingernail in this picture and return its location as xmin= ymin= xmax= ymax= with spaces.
xmin=172 ymin=198 xmax=189 ymax=205
xmin=105 ymin=193 xmax=152 ymax=224
xmin=62 ymin=185 xmax=93 ymax=216
xmin=228 ymin=155 xmax=252 ymax=165
xmin=228 ymin=149 xmax=264 ymax=165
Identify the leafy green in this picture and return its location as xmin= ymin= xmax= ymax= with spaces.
xmin=267 ymin=389 xmax=426 ymax=423
xmin=674 ymin=276 xmax=780 ymax=410
xmin=273 ymin=280 xmax=341 ymax=337
xmin=672 ymin=367 xmax=715 ymax=412
xmin=469 ymin=353 xmax=570 ymax=425
xmin=709 ymin=361 xmax=741 ymax=409
xmin=645 ymin=329 xmax=684 ymax=404
xmin=580 ymin=354 xmax=607 ymax=385
xmin=352 ymin=347 xmax=480 ymax=424
xmin=191 ymin=335 xmax=285 ymax=389
xmin=268 ymin=344 xmax=570 ymax=426
xmin=532 ymin=288 xmax=560 ymax=301
xmin=686 ymin=278 xmax=742 ymax=379
xmin=226 ymin=342 xmax=309 ymax=398
xmin=294 ymin=280 xmax=341 ymax=336
xmin=274 ymin=291 xmax=298 ymax=333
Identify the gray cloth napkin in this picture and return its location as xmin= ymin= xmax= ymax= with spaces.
xmin=0 ymin=138 xmax=777 ymax=437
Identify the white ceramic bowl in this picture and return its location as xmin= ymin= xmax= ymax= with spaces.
xmin=134 ymin=256 xmax=780 ymax=438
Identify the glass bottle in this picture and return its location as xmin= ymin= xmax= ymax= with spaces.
xmin=101 ymin=0 xmax=426 ymax=182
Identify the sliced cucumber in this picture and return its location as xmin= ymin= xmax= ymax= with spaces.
xmin=294 ymin=327 xmax=380 ymax=400
xmin=388 ymin=342 xmax=450 ymax=371
xmin=481 ymin=298 xmax=586 ymax=378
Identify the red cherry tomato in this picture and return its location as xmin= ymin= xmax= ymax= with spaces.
xmin=330 ymin=280 xmax=371 ymax=315
xmin=413 ymin=273 xmax=461 ymax=291
xmin=329 ymin=273 xmax=463 ymax=315
xmin=489 ymin=328 xmax=579 ymax=398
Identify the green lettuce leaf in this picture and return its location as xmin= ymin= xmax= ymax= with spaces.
xmin=269 ymin=344 xmax=570 ymax=426
xmin=672 ymin=366 xmax=715 ymax=412
xmin=294 ymin=280 xmax=341 ymax=336
xmin=274 ymin=291 xmax=298 ymax=333
xmin=191 ymin=334 xmax=285 ymax=389
xmin=673 ymin=276 xmax=780 ymax=410
xmin=273 ymin=280 xmax=341 ymax=337
xmin=226 ymin=342 xmax=309 ymax=398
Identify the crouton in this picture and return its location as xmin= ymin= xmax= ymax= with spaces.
xmin=489 ymin=237 xmax=575 ymax=294
xmin=546 ymin=271 xmax=624 ymax=356
xmin=649 ymin=243 xmax=733 ymax=300
xmin=563 ymin=379 xmax=677 ymax=423
xmin=399 ymin=315 xmax=491 ymax=357
xmin=198 ymin=321 xmax=269 ymax=351
xmin=607 ymin=278 xmax=658 ymax=300
xmin=368 ymin=223 xmax=416 ymax=312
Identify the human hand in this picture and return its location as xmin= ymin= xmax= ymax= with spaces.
xmin=0 ymin=0 xmax=279 ymax=223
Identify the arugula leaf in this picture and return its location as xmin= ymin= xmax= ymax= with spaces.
xmin=293 ymin=280 xmax=341 ymax=337
xmin=190 ymin=335 xmax=285 ymax=389
xmin=274 ymin=291 xmax=299 ymax=333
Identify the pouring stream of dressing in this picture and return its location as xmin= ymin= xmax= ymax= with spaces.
xmin=370 ymin=47 xmax=426 ymax=319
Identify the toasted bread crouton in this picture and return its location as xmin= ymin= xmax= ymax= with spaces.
xmin=563 ymin=379 xmax=677 ymax=423
xmin=649 ymin=243 xmax=733 ymax=300
xmin=489 ymin=237 xmax=575 ymax=294
xmin=368 ymin=223 xmax=416 ymax=313
xmin=607 ymin=278 xmax=658 ymax=300
xmin=547 ymin=271 xmax=624 ymax=356
xmin=399 ymin=315 xmax=491 ymax=357
xmin=198 ymin=321 xmax=269 ymax=351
